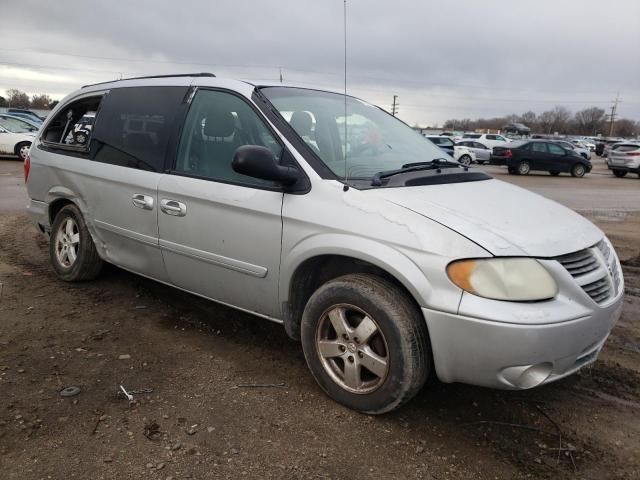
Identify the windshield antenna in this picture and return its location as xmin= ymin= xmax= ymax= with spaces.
xmin=343 ymin=0 xmax=349 ymax=191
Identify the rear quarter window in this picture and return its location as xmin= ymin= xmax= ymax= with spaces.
xmin=91 ymin=86 xmax=189 ymax=172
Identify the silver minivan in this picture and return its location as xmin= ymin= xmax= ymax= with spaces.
xmin=26 ymin=74 xmax=624 ymax=413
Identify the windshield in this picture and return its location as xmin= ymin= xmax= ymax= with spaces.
xmin=0 ymin=116 xmax=35 ymax=133
xmin=261 ymin=87 xmax=449 ymax=181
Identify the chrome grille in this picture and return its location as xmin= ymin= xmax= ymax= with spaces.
xmin=555 ymin=239 xmax=621 ymax=305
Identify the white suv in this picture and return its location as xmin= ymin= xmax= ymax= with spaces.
xmin=462 ymin=133 xmax=511 ymax=150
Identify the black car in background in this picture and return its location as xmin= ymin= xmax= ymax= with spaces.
xmin=425 ymin=135 xmax=455 ymax=156
xmin=491 ymin=140 xmax=592 ymax=177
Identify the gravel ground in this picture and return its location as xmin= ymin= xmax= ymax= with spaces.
xmin=1 ymin=156 xmax=639 ymax=479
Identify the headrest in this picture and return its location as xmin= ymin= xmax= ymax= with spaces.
xmin=204 ymin=112 xmax=235 ymax=138
xmin=290 ymin=111 xmax=313 ymax=136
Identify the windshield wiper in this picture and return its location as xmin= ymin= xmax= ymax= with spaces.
xmin=371 ymin=158 xmax=466 ymax=186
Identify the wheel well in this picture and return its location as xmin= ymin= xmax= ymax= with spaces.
xmin=14 ymin=141 xmax=31 ymax=155
xmin=283 ymin=255 xmax=421 ymax=341
xmin=49 ymin=198 xmax=74 ymax=225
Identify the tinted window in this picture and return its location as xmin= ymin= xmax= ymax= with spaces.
xmin=532 ymin=143 xmax=547 ymax=153
xmin=463 ymin=134 xmax=481 ymax=139
xmin=92 ymin=86 xmax=188 ymax=171
xmin=548 ymin=143 xmax=565 ymax=155
xmin=485 ymin=134 xmax=497 ymax=140
xmin=473 ymin=142 xmax=486 ymax=149
xmin=175 ymin=90 xmax=282 ymax=187
xmin=615 ymin=144 xmax=640 ymax=152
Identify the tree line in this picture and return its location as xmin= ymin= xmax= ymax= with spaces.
xmin=0 ymin=89 xmax=59 ymax=110
xmin=443 ymin=106 xmax=639 ymax=137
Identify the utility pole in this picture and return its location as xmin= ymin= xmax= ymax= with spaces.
xmin=608 ymin=92 xmax=620 ymax=137
xmin=391 ymin=95 xmax=398 ymax=116
xmin=279 ymin=67 xmax=283 ymax=83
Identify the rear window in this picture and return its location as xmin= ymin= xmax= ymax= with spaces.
xmin=463 ymin=133 xmax=481 ymax=139
xmin=91 ymin=86 xmax=189 ymax=172
xmin=42 ymin=95 xmax=103 ymax=149
xmin=615 ymin=144 xmax=640 ymax=152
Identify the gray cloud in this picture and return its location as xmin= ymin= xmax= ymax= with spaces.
xmin=2 ymin=0 xmax=639 ymax=125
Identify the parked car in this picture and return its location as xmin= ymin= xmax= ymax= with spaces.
xmin=461 ymin=133 xmax=511 ymax=150
xmin=492 ymin=139 xmax=592 ymax=177
xmin=26 ymin=74 xmax=623 ymax=413
xmin=425 ymin=135 xmax=455 ymax=156
xmin=6 ymin=109 xmax=44 ymax=126
xmin=0 ymin=113 xmax=40 ymax=132
xmin=576 ymin=138 xmax=596 ymax=152
xmin=553 ymin=140 xmax=592 ymax=160
xmin=425 ymin=136 xmax=475 ymax=165
xmin=0 ymin=116 xmax=35 ymax=160
xmin=606 ymin=142 xmax=640 ymax=178
xmin=7 ymin=108 xmax=44 ymax=123
xmin=603 ymin=141 xmax=628 ymax=159
xmin=455 ymin=140 xmax=491 ymax=164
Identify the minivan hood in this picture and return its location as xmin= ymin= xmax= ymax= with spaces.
xmin=368 ymin=178 xmax=602 ymax=257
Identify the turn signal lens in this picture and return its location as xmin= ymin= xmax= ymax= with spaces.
xmin=447 ymin=258 xmax=558 ymax=302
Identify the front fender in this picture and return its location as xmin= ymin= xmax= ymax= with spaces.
xmin=280 ymin=233 xmax=434 ymax=308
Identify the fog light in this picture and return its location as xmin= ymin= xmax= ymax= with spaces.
xmin=500 ymin=362 xmax=553 ymax=389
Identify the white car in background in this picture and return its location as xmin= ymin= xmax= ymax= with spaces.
xmin=462 ymin=133 xmax=511 ymax=150
xmin=455 ymin=140 xmax=492 ymax=164
xmin=453 ymin=145 xmax=476 ymax=166
xmin=0 ymin=117 xmax=35 ymax=160
xmin=554 ymin=140 xmax=592 ymax=160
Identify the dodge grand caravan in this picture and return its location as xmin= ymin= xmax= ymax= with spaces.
xmin=26 ymin=73 xmax=624 ymax=413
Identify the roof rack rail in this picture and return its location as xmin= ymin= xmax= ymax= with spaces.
xmin=82 ymin=72 xmax=216 ymax=89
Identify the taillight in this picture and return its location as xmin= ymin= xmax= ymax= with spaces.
xmin=505 ymin=149 xmax=513 ymax=158
xmin=627 ymin=152 xmax=640 ymax=156
xmin=24 ymin=154 xmax=31 ymax=183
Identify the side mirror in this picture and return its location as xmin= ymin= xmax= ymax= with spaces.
xmin=232 ymin=145 xmax=300 ymax=186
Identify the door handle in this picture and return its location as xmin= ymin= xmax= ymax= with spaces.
xmin=131 ymin=194 xmax=154 ymax=210
xmin=160 ymin=199 xmax=187 ymax=217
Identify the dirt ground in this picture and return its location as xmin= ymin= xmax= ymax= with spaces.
xmin=1 ymin=158 xmax=639 ymax=479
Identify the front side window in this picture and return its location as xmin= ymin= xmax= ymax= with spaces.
xmin=532 ymin=142 xmax=547 ymax=153
xmin=486 ymin=134 xmax=497 ymax=140
xmin=261 ymin=87 xmax=447 ymax=181
xmin=92 ymin=86 xmax=188 ymax=171
xmin=42 ymin=95 xmax=103 ymax=149
xmin=175 ymin=89 xmax=282 ymax=187
xmin=548 ymin=143 xmax=565 ymax=155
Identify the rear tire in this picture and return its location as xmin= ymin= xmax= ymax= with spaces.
xmin=301 ymin=273 xmax=431 ymax=414
xmin=15 ymin=141 xmax=31 ymax=161
xmin=50 ymin=204 xmax=103 ymax=282
xmin=571 ymin=164 xmax=586 ymax=178
xmin=613 ymin=170 xmax=627 ymax=178
xmin=517 ymin=160 xmax=531 ymax=175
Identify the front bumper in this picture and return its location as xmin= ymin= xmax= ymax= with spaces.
xmin=423 ymin=257 xmax=624 ymax=390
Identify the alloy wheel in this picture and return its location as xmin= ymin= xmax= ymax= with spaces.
xmin=315 ymin=304 xmax=389 ymax=394
xmin=55 ymin=218 xmax=80 ymax=268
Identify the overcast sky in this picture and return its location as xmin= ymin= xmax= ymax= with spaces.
xmin=2 ymin=0 xmax=639 ymax=125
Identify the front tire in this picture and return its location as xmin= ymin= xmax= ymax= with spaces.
xmin=571 ymin=164 xmax=586 ymax=178
xmin=459 ymin=154 xmax=472 ymax=166
xmin=50 ymin=204 xmax=103 ymax=281
xmin=301 ymin=274 xmax=431 ymax=414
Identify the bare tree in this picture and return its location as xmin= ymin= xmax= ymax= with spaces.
xmin=30 ymin=94 xmax=52 ymax=109
xmin=0 ymin=95 xmax=7 ymax=107
xmin=6 ymin=89 xmax=31 ymax=108
xmin=614 ymin=118 xmax=637 ymax=137
xmin=549 ymin=106 xmax=571 ymax=133
xmin=574 ymin=107 xmax=606 ymax=135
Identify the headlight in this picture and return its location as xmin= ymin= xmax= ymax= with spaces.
xmin=447 ymin=258 xmax=557 ymax=301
